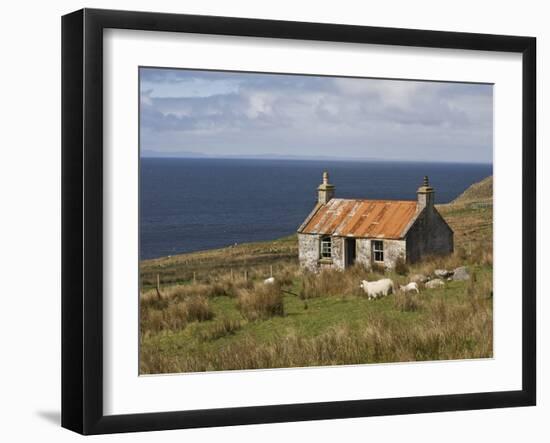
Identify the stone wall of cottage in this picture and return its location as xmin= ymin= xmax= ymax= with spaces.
xmin=355 ymin=238 xmax=406 ymax=269
xmin=383 ymin=239 xmax=407 ymax=268
xmin=298 ymin=233 xmax=320 ymax=272
xmin=406 ymin=207 xmax=454 ymax=263
xmin=299 ymin=234 xmax=408 ymax=271
xmin=356 ymin=238 xmax=371 ymax=268
xmin=298 ymin=234 xmax=346 ymax=272
xmin=331 ymin=236 xmax=405 ymax=271
xmin=329 ymin=236 xmax=345 ymax=270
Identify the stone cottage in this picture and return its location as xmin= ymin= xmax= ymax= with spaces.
xmin=297 ymin=172 xmax=453 ymax=271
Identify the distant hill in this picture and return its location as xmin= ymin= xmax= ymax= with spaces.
xmin=141 ymin=149 xmax=206 ymax=158
xmin=436 ymin=175 xmax=493 ymax=249
xmin=451 ymin=176 xmax=493 ymax=205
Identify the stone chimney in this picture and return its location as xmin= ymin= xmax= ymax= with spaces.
xmin=417 ymin=175 xmax=434 ymax=210
xmin=317 ymin=171 xmax=335 ymax=205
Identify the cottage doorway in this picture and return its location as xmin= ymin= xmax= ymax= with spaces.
xmin=345 ymin=238 xmax=356 ymax=267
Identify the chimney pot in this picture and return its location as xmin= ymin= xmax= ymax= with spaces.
xmin=417 ymin=175 xmax=434 ymax=210
xmin=317 ymin=170 xmax=335 ymax=205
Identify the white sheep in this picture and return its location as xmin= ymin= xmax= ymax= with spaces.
xmin=359 ymin=278 xmax=395 ymax=300
xmin=399 ymin=282 xmax=420 ymax=294
xmin=425 ymin=278 xmax=445 ymax=289
xmin=263 ymin=277 xmax=275 ymax=285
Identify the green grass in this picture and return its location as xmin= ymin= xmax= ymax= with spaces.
xmin=139 ymin=176 xmax=494 ymax=374
xmin=140 ymin=234 xmax=298 ymax=290
xmin=140 ymin=263 xmax=492 ymax=374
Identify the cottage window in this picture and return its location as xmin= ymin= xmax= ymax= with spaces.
xmin=320 ymin=236 xmax=332 ymax=259
xmin=372 ymin=240 xmax=384 ymax=262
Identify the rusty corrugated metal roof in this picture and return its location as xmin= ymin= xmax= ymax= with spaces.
xmin=298 ymin=198 xmax=419 ymax=239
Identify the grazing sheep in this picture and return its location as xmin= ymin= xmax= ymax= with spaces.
xmin=425 ymin=278 xmax=445 ymax=289
xmin=360 ymin=278 xmax=395 ymax=300
xmin=409 ymin=273 xmax=429 ymax=283
xmin=399 ymin=282 xmax=420 ymax=294
xmin=263 ymin=277 xmax=275 ymax=285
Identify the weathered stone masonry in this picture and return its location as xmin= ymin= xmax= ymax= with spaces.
xmin=297 ymin=173 xmax=453 ymax=272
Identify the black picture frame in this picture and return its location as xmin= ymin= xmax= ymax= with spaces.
xmin=61 ymin=8 xmax=536 ymax=435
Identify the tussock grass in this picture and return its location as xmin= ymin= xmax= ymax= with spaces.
xmin=184 ymin=295 xmax=215 ymax=322
xmin=139 ymin=256 xmax=493 ymax=374
xmin=302 ymin=266 xmax=368 ymax=299
xmin=140 ymin=176 xmax=494 ymax=375
xmin=393 ymin=291 xmax=421 ymax=312
xmin=140 ymin=291 xmax=492 ymax=373
xmin=394 ymin=256 xmax=410 ymax=276
xmin=140 ymin=295 xmax=214 ymax=336
xmin=236 ymin=282 xmax=285 ymax=321
xmin=140 ymin=278 xmax=254 ymax=304
xmin=140 ymin=255 xmax=493 ymax=373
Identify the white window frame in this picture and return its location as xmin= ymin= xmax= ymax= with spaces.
xmin=320 ymin=236 xmax=332 ymax=259
xmin=372 ymin=240 xmax=384 ymax=263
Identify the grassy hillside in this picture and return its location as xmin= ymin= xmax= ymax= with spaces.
xmin=451 ymin=175 xmax=493 ymax=205
xmin=437 ymin=175 xmax=493 ymax=251
xmin=140 ymin=235 xmax=298 ymax=290
xmin=140 ymin=176 xmax=493 ymax=374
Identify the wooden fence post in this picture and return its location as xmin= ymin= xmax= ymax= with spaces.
xmin=155 ymin=274 xmax=163 ymax=300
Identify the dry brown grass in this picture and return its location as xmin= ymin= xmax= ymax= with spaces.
xmin=452 ymin=176 xmax=493 ymax=204
xmin=139 ymin=258 xmax=493 ymax=373
xmin=184 ymin=295 xmax=215 ymax=322
xmin=275 ymin=261 xmax=302 ymax=287
xmin=393 ymin=291 xmax=421 ymax=312
xmin=140 ymin=293 xmax=492 ymax=373
xmin=140 ymin=236 xmax=298 ymax=288
xmin=302 ymin=266 xmax=369 ymax=299
xmin=408 ymin=253 xmax=464 ymax=278
xmin=236 ymin=282 xmax=285 ymax=321
xmin=437 ymin=206 xmax=492 ymax=252
xmin=140 ymin=295 xmax=214 ymax=336
xmin=370 ymin=262 xmax=386 ymax=274
xmin=139 ymin=176 xmax=494 ymax=374
xmin=394 ymin=256 xmax=410 ymax=276
xmin=140 ymin=277 xmax=254 ymax=304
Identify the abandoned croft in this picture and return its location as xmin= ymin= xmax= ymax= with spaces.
xmin=297 ymin=172 xmax=453 ymax=271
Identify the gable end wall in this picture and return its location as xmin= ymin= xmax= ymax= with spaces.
xmin=406 ymin=207 xmax=453 ymax=262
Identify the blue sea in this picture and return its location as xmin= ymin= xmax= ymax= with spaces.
xmin=140 ymin=158 xmax=492 ymax=260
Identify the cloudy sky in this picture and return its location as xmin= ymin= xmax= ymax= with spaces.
xmin=140 ymin=68 xmax=493 ymax=164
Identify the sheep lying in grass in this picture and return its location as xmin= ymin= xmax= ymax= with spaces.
xmin=425 ymin=278 xmax=445 ymax=289
xmin=399 ymin=282 xmax=420 ymax=294
xmin=360 ymin=278 xmax=395 ymax=300
xmin=263 ymin=277 xmax=275 ymax=285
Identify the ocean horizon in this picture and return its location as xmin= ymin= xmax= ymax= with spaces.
xmin=140 ymin=158 xmax=492 ymax=260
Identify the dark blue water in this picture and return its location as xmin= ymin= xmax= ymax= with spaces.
xmin=140 ymin=158 xmax=491 ymax=260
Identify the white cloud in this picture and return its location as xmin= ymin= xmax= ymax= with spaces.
xmin=140 ymin=68 xmax=493 ymax=163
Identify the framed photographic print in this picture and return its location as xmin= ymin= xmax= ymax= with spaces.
xmin=61 ymin=8 xmax=536 ymax=435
